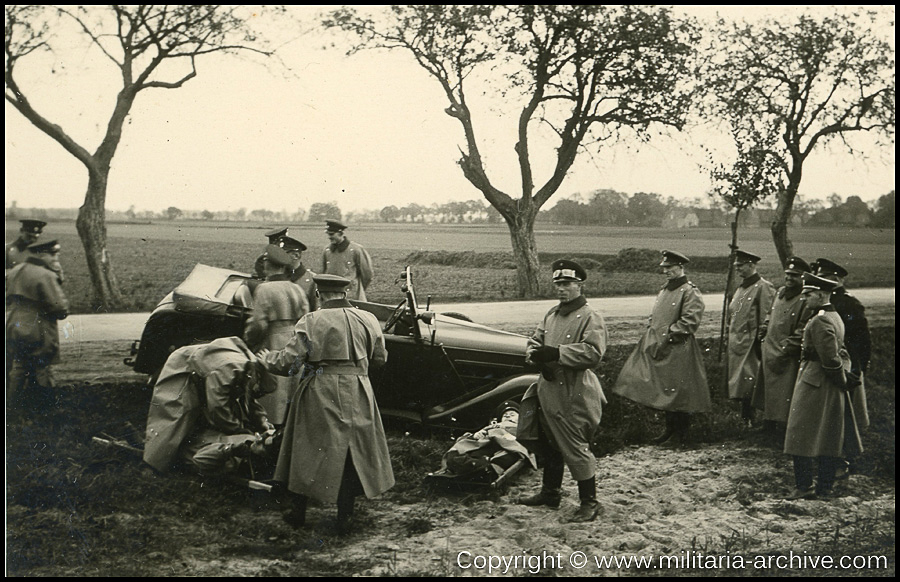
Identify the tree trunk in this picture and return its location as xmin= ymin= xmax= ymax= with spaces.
xmin=76 ymin=169 xmax=123 ymax=311
xmin=771 ymin=182 xmax=798 ymax=266
xmin=505 ymin=211 xmax=542 ymax=298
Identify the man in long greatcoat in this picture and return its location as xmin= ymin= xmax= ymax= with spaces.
xmin=783 ymin=273 xmax=862 ymax=500
xmin=517 ymin=259 xmax=607 ymax=523
xmin=6 ymin=239 xmax=68 ymax=418
xmin=815 ymin=257 xmax=871 ymax=478
xmin=752 ymin=257 xmax=812 ymax=442
xmin=5 ymin=219 xmax=46 ymax=271
xmin=726 ymin=250 xmax=776 ymax=424
xmin=321 ymin=219 xmax=374 ymax=301
xmin=280 ymin=236 xmax=318 ymax=312
xmin=243 ymin=244 xmax=309 ymax=426
xmin=259 ymin=274 xmax=393 ymax=534
xmin=142 ymin=336 xmax=276 ymax=476
xmin=613 ymin=250 xmax=711 ymax=448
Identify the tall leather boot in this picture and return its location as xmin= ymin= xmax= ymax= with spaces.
xmin=282 ymin=493 xmax=307 ymax=528
xmin=786 ymin=456 xmax=816 ymax=500
xmin=336 ymin=452 xmax=363 ymax=535
xmin=569 ymin=476 xmax=601 ymax=523
xmin=652 ymin=413 xmax=675 ymax=444
xmin=519 ymin=448 xmax=564 ymax=508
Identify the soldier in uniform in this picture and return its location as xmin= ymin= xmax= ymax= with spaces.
xmin=5 ymin=218 xmax=46 ymax=270
xmin=252 ymin=226 xmax=289 ymax=280
xmin=613 ymin=250 xmax=711 ymax=448
xmin=322 ymin=219 xmax=374 ymax=301
xmin=783 ymin=273 xmax=862 ymax=500
xmin=142 ymin=336 xmax=277 ymax=476
xmin=243 ymin=244 xmax=309 ymax=426
xmin=516 ymin=260 xmax=607 ymax=523
xmin=752 ymin=257 xmax=813 ymax=445
xmin=259 ymin=274 xmax=394 ymax=534
xmin=6 ymin=239 xmax=69 ymax=419
xmin=280 ymin=236 xmax=318 ymax=312
xmin=726 ymin=250 xmax=776 ymax=425
xmin=815 ymin=257 xmax=871 ymax=477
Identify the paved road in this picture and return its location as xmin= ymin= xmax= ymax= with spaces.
xmin=60 ymin=288 xmax=894 ymax=343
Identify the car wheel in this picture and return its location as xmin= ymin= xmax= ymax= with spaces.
xmin=440 ymin=312 xmax=473 ymax=322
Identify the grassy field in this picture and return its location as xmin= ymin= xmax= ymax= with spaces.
xmin=6 ymin=220 xmax=895 ymax=314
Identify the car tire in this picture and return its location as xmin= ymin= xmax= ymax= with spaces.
xmin=440 ymin=312 xmax=473 ymax=322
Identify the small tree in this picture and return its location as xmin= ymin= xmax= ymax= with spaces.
xmin=704 ymin=9 xmax=894 ymax=265
xmin=326 ymin=5 xmax=698 ymax=297
xmin=5 ymin=5 xmax=283 ymax=309
xmin=308 ymin=202 xmax=341 ymax=223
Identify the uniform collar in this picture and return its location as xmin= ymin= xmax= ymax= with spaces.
xmin=25 ymin=256 xmax=53 ymax=269
xmin=267 ymin=273 xmax=290 ymax=282
xmin=330 ymin=238 xmax=351 ymax=253
xmin=665 ymin=275 xmax=688 ymax=291
xmin=290 ymin=264 xmax=307 ymax=280
xmin=781 ymin=286 xmax=802 ymax=300
xmin=321 ymin=298 xmax=353 ymax=309
xmin=740 ymin=272 xmax=761 ymax=288
xmin=554 ymin=294 xmax=587 ymax=316
xmin=820 ymin=303 xmax=836 ymax=312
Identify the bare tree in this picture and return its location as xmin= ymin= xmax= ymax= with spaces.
xmin=5 ymin=5 xmax=284 ymax=309
xmin=325 ymin=5 xmax=698 ymax=297
xmin=703 ymin=9 xmax=895 ymax=265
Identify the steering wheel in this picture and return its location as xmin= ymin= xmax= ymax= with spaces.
xmin=383 ymin=298 xmax=408 ymax=333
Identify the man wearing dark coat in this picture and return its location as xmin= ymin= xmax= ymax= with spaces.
xmin=6 ymin=239 xmax=68 ymax=418
xmin=321 ymin=220 xmax=374 ymax=301
xmin=783 ymin=273 xmax=862 ymax=500
xmin=516 ymin=259 xmax=607 ymax=523
xmin=613 ymin=250 xmax=711 ymax=448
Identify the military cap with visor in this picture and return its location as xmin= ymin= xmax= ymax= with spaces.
xmin=733 ymin=250 xmax=762 ymax=264
xmin=659 ymin=250 xmax=690 ymax=267
xmin=814 ymin=258 xmax=849 ymax=279
xmin=262 ymin=244 xmax=292 ymax=267
xmin=27 ymin=239 xmax=60 ymax=254
xmin=313 ymin=273 xmax=351 ymax=292
xmin=551 ymin=259 xmax=587 ymax=282
xmin=802 ymin=272 xmax=840 ymax=293
xmin=783 ymin=256 xmax=812 ymax=275
xmin=325 ymin=219 xmax=348 ymax=233
xmin=279 ymin=236 xmax=307 ymax=252
xmin=19 ymin=219 xmax=47 ymax=233
xmin=264 ymin=227 xmax=288 ymax=243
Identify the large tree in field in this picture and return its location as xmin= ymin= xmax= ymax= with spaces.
xmin=325 ymin=5 xmax=698 ymax=297
xmin=703 ymin=9 xmax=895 ymax=265
xmin=5 ymin=5 xmax=283 ymax=310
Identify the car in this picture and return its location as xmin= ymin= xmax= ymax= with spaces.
xmin=126 ymin=264 xmax=538 ymax=430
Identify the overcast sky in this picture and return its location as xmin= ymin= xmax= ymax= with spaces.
xmin=4 ymin=5 xmax=895 ymax=214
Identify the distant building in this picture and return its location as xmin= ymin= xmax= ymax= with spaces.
xmin=662 ymin=208 xmax=700 ymax=229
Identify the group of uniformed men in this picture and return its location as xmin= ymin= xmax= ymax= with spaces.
xmin=5 ymin=216 xmax=875 ymax=530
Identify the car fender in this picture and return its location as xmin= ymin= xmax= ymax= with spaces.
xmin=421 ymin=373 xmax=538 ymax=427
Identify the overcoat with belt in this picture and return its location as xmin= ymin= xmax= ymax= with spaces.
xmin=783 ymin=307 xmax=863 ymax=458
xmin=613 ymin=276 xmax=711 ymax=413
xmin=322 ymin=240 xmax=374 ymax=301
xmin=264 ymin=300 xmax=394 ymax=503
xmin=244 ymin=277 xmax=309 ymax=424
xmin=726 ymin=273 xmax=776 ymax=400
xmin=516 ymin=297 xmax=607 ymax=482
xmin=753 ymin=286 xmax=811 ymax=423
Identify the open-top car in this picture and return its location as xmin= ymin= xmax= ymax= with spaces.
xmin=126 ymin=265 xmax=538 ymax=430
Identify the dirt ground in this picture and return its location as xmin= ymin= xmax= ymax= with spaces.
xmin=6 ymin=315 xmax=895 ymax=576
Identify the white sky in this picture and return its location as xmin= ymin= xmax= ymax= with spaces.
xmin=4 ymin=5 xmax=895 ymax=214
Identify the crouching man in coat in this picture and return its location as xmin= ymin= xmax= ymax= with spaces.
xmin=783 ymin=273 xmax=863 ymax=500
xmin=258 ymin=274 xmax=394 ymax=534
xmin=143 ymin=336 xmax=277 ymax=477
xmin=516 ymin=260 xmax=608 ymax=523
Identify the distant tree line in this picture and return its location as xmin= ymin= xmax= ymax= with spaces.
xmin=6 ymin=190 xmax=893 ymax=229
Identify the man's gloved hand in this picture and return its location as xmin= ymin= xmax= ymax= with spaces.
xmin=530 ymin=345 xmax=560 ymax=363
xmin=667 ymin=334 xmax=687 ymax=345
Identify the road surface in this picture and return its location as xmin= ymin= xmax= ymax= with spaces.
xmin=59 ymin=288 xmax=894 ymax=343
